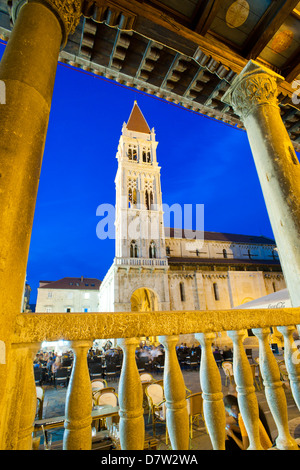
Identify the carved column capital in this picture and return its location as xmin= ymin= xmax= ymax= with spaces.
xmin=222 ymin=60 xmax=282 ymax=120
xmin=9 ymin=0 xmax=83 ymax=46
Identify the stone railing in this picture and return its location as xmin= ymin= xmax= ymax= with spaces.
xmin=115 ymin=257 xmax=168 ymax=267
xmin=10 ymin=307 xmax=300 ymax=450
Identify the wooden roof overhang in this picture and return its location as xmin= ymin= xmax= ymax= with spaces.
xmin=0 ymin=0 xmax=299 ymax=149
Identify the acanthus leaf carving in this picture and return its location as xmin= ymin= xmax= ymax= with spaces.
xmin=231 ymin=72 xmax=278 ymax=120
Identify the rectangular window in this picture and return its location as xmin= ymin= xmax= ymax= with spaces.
xmin=47 ymin=292 xmax=52 ymax=298
xmin=180 ymin=282 xmax=185 ymax=302
xmin=213 ymin=283 xmax=220 ymax=301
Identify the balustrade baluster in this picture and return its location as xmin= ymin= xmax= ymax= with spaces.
xmin=195 ymin=332 xmax=225 ymax=450
xmin=17 ymin=343 xmax=40 ymax=449
xmin=118 ymin=337 xmax=144 ymax=449
xmin=228 ymin=329 xmax=263 ymax=450
xmin=63 ymin=340 xmax=93 ymax=450
xmin=158 ymin=335 xmax=189 ymax=450
xmin=253 ymin=327 xmax=298 ymax=450
xmin=277 ymin=326 xmax=300 ymax=411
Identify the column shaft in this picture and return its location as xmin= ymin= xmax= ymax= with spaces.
xmin=0 ymin=0 xmax=82 ymax=448
xmin=222 ymin=61 xmax=300 ymax=307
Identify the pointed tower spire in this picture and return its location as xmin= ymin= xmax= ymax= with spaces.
xmin=126 ymin=101 xmax=151 ymax=134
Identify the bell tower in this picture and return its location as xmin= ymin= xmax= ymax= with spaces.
xmin=99 ymin=101 xmax=170 ymax=313
xmin=115 ymin=101 xmax=167 ymax=263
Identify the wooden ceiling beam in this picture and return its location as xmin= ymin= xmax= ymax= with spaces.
xmin=243 ymin=0 xmax=299 ymax=59
xmin=193 ymin=0 xmax=222 ymax=35
xmin=89 ymin=0 xmax=298 ymax=96
xmin=284 ymin=45 xmax=300 ymax=82
xmin=91 ymin=0 xmax=247 ymax=72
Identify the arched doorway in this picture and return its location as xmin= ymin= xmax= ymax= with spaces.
xmin=130 ymin=287 xmax=158 ymax=312
xmin=131 ymin=288 xmax=158 ymax=345
xmin=241 ymin=297 xmax=254 ymax=304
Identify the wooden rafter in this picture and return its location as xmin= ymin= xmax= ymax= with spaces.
xmin=243 ymin=0 xmax=299 ymax=59
xmin=193 ymin=0 xmax=222 ymax=35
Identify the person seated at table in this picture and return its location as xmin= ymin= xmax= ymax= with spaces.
xmin=224 ymin=394 xmax=273 ymax=450
xmin=223 ymin=394 xmax=243 ymax=451
xmin=52 ymin=356 xmax=62 ymax=374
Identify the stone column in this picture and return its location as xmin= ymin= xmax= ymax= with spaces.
xmin=0 ymin=0 xmax=82 ymax=448
xmin=222 ymin=60 xmax=300 ymax=307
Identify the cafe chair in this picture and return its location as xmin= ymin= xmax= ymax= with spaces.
xmin=136 ymin=356 xmax=150 ymax=373
xmin=250 ymin=363 xmax=263 ymax=391
xmin=103 ymin=362 xmax=120 ymax=382
xmin=153 ymin=354 xmax=165 ymax=374
xmin=140 ymin=373 xmax=154 ymax=383
xmin=36 ymin=386 xmax=44 ymax=420
xmin=88 ymin=362 xmax=104 ymax=381
xmin=34 ymin=367 xmax=44 ymax=386
xmin=186 ymin=392 xmax=206 ymax=444
xmin=96 ymin=389 xmax=119 ymax=430
xmin=91 ymin=379 xmax=108 ymax=404
xmin=93 ymin=387 xmax=115 ymax=406
xmin=222 ymin=361 xmax=234 ymax=386
xmin=145 ymin=383 xmax=168 ymax=444
xmin=140 ymin=373 xmax=154 ymax=408
xmin=53 ymin=367 xmax=70 ymax=388
xmin=91 ymin=378 xmax=107 ymax=391
xmin=277 ymin=360 xmax=289 ymax=383
xmin=96 ymin=389 xmax=118 ymax=407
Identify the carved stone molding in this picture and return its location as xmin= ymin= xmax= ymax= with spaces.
xmin=222 ymin=60 xmax=283 ymax=121
xmin=9 ymin=0 xmax=83 ymax=45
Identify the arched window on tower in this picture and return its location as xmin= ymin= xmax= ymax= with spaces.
xmin=132 ymin=148 xmax=137 ymax=161
xmin=223 ymin=249 xmax=228 ymax=259
xmin=128 ymin=147 xmax=132 ymax=160
xmin=180 ymin=282 xmax=185 ymax=302
xmin=130 ymin=240 xmax=138 ymax=258
xmin=128 ymin=188 xmax=132 ymax=207
xmin=149 ymin=241 xmax=156 ymax=259
xmin=145 ymin=191 xmax=150 ymax=210
xmin=166 ymin=246 xmax=170 ymax=256
xmin=132 ymin=188 xmax=137 ymax=206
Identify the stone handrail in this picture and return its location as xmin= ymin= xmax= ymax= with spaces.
xmin=11 ymin=307 xmax=300 ymax=450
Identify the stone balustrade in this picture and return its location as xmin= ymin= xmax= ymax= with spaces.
xmin=9 ymin=306 xmax=300 ymax=450
xmin=115 ymin=257 xmax=168 ymax=267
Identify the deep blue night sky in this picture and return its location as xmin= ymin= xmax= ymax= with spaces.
xmin=0 ymin=42 xmax=284 ymax=304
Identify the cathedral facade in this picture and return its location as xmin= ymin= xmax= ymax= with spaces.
xmin=99 ymin=102 xmax=285 ymax=317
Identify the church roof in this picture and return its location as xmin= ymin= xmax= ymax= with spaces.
xmin=165 ymin=227 xmax=275 ymax=245
xmin=126 ymin=101 xmax=151 ymax=134
xmin=39 ymin=277 xmax=101 ymax=290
